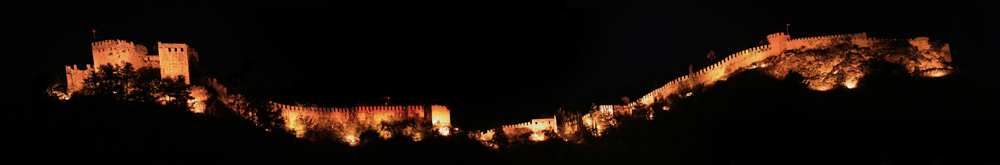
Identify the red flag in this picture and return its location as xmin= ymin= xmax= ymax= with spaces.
xmin=786 ymin=23 xmax=790 ymax=26
xmin=93 ymin=29 xmax=97 ymax=33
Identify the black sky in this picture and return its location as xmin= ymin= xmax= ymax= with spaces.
xmin=5 ymin=1 xmax=997 ymax=129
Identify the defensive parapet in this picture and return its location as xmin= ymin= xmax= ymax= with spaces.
xmin=633 ymin=32 xmax=873 ymax=107
xmin=786 ymin=32 xmax=867 ymax=50
xmin=273 ymin=101 xmax=452 ymax=135
xmin=501 ymin=116 xmax=557 ymax=134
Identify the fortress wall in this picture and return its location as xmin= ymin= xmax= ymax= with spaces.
xmin=65 ymin=64 xmax=93 ymax=95
xmin=636 ymin=42 xmax=774 ymax=106
xmin=600 ymin=105 xmax=631 ymax=115
xmin=138 ymin=55 xmax=160 ymax=68
xmin=272 ymin=102 xmax=449 ymax=134
xmin=634 ymin=32 xmax=810 ymax=107
xmin=502 ymin=116 xmax=557 ymax=134
xmin=634 ymin=32 xmax=882 ymax=108
xmin=204 ymin=78 xmax=228 ymax=98
xmin=786 ymin=32 xmax=868 ymax=50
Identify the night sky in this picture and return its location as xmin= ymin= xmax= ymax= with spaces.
xmin=6 ymin=1 xmax=997 ymax=129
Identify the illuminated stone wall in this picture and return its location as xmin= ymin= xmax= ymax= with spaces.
xmin=431 ymin=105 xmax=451 ymax=127
xmin=64 ymin=64 xmax=92 ymax=97
xmin=631 ymin=32 xmax=950 ymax=107
xmin=158 ymin=42 xmax=192 ymax=84
xmin=502 ymin=116 xmax=557 ymax=135
xmin=634 ymin=33 xmax=787 ymax=106
xmin=273 ymin=102 xmax=448 ymax=137
xmin=599 ymin=105 xmax=631 ymax=116
xmin=91 ymin=39 xmax=153 ymax=68
xmin=485 ymin=32 xmax=952 ymax=145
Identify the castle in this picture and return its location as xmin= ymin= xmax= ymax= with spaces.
xmin=64 ymin=39 xmax=452 ymax=143
xmin=65 ymin=39 xmax=198 ymax=97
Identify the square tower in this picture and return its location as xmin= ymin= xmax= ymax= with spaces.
xmin=430 ymin=105 xmax=451 ymax=127
xmin=158 ymin=42 xmax=191 ymax=84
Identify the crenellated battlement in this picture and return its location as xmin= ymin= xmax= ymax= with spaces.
xmin=501 ymin=116 xmax=557 ymax=135
xmin=633 ymin=32 xmax=890 ymax=106
xmin=91 ymin=39 xmax=151 ymax=68
xmin=273 ymin=101 xmax=451 ymax=133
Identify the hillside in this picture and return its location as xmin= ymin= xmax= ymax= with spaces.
xmin=661 ymin=65 xmax=1000 ymax=164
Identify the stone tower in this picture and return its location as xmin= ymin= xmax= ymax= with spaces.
xmin=766 ymin=32 xmax=790 ymax=56
xmin=158 ymin=42 xmax=192 ymax=84
xmin=91 ymin=39 xmax=152 ymax=68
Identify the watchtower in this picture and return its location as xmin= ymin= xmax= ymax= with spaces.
xmin=158 ymin=42 xmax=193 ymax=84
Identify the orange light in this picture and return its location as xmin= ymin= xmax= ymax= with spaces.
xmin=413 ymin=133 xmax=423 ymax=141
xmin=531 ymin=133 xmax=545 ymax=141
xmin=929 ymin=71 xmax=947 ymax=77
xmin=810 ymin=85 xmax=831 ymax=91
xmin=346 ymin=135 xmax=358 ymax=146
xmin=439 ymin=127 xmax=450 ymax=136
xmin=379 ymin=130 xmax=392 ymax=139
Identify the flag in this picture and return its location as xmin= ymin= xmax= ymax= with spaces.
xmin=93 ymin=29 xmax=97 ymax=33
xmin=786 ymin=23 xmax=790 ymax=26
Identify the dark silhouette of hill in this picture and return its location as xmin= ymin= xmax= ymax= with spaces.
xmin=645 ymin=60 xmax=1000 ymax=164
xmin=9 ymin=93 xmax=499 ymax=164
xmin=7 ymin=59 xmax=998 ymax=164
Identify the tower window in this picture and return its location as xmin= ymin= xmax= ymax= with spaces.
xmin=180 ymin=48 xmax=184 ymax=52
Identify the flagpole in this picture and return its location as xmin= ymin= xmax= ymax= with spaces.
xmin=785 ymin=23 xmax=789 ymax=35
xmin=92 ymin=29 xmax=96 ymax=41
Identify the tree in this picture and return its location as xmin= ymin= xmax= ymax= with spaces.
xmin=45 ymin=81 xmax=68 ymax=100
xmin=152 ymin=76 xmax=192 ymax=110
xmin=79 ymin=63 xmax=140 ymax=101
xmin=239 ymin=96 xmax=285 ymax=131
xmin=703 ymin=50 xmax=718 ymax=66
